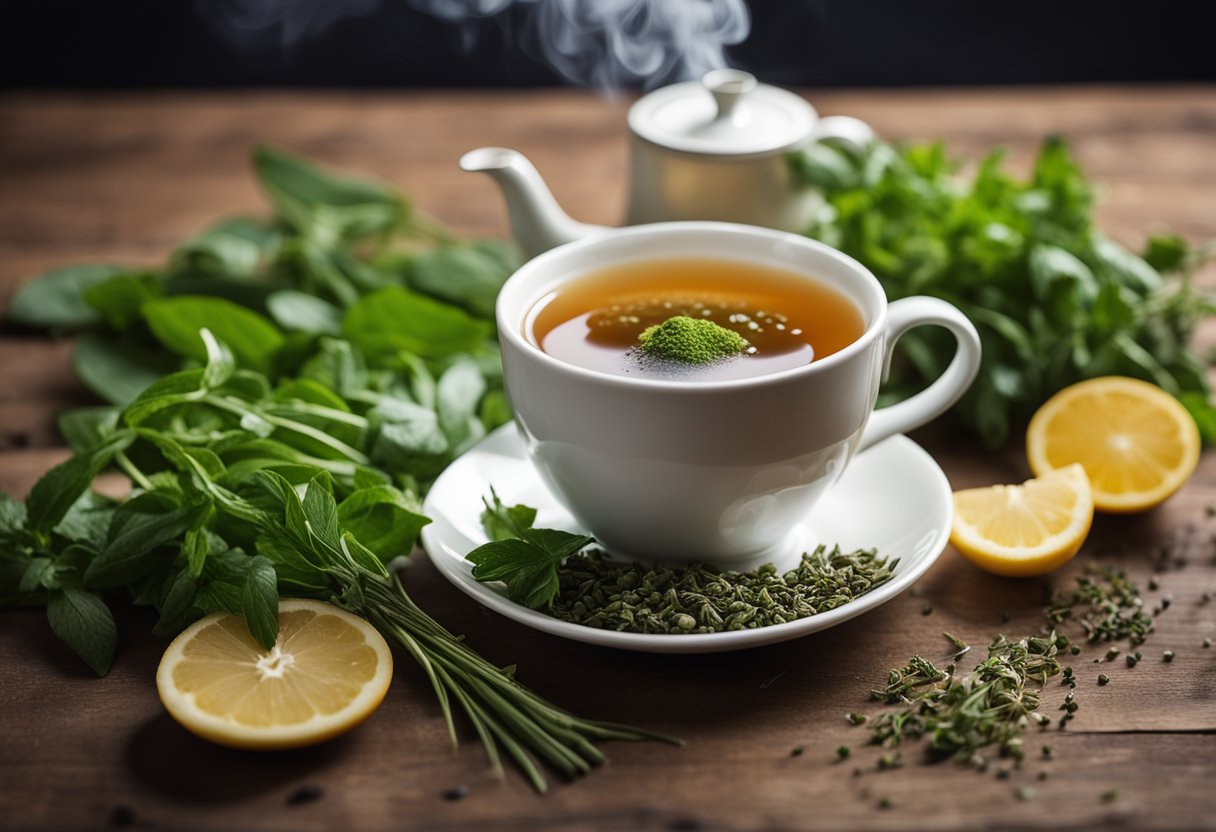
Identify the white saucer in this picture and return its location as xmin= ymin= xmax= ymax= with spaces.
xmin=421 ymin=424 xmax=953 ymax=654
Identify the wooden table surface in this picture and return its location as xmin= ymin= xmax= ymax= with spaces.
xmin=1 ymin=87 xmax=1214 ymax=832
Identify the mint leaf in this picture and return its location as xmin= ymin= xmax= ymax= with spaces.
xmin=337 ymin=485 xmax=429 ymax=560
xmin=47 ymin=587 xmax=117 ymax=676
xmin=26 ymin=433 xmax=133 ymax=538
xmin=241 ymin=556 xmax=279 ymax=650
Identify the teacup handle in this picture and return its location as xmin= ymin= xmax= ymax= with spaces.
xmin=858 ymin=296 xmax=982 ymax=452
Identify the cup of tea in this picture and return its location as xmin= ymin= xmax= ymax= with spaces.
xmin=496 ymin=222 xmax=981 ymax=564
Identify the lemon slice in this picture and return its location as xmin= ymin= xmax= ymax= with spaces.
xmin=1026 ymin=376 xmax=1201 ymax=513
xmin=157 ymin=599 xmax=392 ymax=749
xmin=951 ymin=464 xmax=1093 ymax=577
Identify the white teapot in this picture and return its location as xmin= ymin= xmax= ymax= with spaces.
xmin=460 ymin=69 xmax=874 ymax=258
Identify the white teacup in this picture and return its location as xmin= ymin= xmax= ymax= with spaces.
xmin=496 ymin=222 xmax=981 ymax=564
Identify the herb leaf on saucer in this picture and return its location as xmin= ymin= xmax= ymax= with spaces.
xmin=467 ymin=522 xmax=594 ymax=610
xmin=480 ymin=488 xmax=537 ymax=542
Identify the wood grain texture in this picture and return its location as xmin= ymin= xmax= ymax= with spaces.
xmin=1 ymin=88 xmax=1215 ymax=832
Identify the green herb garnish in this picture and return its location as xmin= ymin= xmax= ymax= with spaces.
xmin=796 ymin=137 xmax=1216 ymax=446
xmin=637 ymin=315 xmax=750 ymax=364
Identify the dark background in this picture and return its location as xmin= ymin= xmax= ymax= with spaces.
xmin=2 ymin=0 xmax=1215 ymax=89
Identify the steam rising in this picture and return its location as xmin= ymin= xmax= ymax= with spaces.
xmin=197 ymin=0 xmax=751 ymax=89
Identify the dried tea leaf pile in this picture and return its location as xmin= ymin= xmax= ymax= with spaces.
xmin=547 ymin=545 xmax=898 ymax=634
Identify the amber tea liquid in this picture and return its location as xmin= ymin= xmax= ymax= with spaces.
xmin=527 ymin=257 xmax=865 ymax=382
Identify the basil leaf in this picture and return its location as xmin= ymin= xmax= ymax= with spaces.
xmin=338 ymin=485 xmax=430 ymax=559
xmin=82 ymin=271 xmax=162 ymax=330
xmin=72 ymin=333 xmax=176 ymax=407
xmin=267 ymin=290 xmax=343 ymax=335
xmin=47 ymin=587 xmax=117 ymax=676
xmin=143 ymin=296 xmax=283 ymax=371
xmin=406 ymin=243 xmax=515 ymax=320
xmin=437 ymin=358 xmax=486 ymax=445
xmin=171 ymin=217 xmax=277 ymax=279
xmin=241 ymin=556 xmax=279 ymax=650
xmin=253 ymin=145 xmax=406 ymax=243
xmin=8 ymin=264 xmax=125 ymax=329
xmin=343 ymin=286 xmax=490 ymax=363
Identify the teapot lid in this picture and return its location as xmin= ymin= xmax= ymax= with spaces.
xmin=628 ymin=70 xmax=817 ymax=156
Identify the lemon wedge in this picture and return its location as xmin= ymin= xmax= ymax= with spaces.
xmin=1026 ymin=376 xmax=1200 ymax=513
xmin=157 ymin=599 xmax=392 ymax=750
xmin=951 ymin=464 xmax=1093 ymax=577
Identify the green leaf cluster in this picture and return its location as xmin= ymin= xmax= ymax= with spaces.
xmin=796 ymin=137 xmax=1216 ymax=446
xmin=2 ymin=149 xmax=678 ymax=791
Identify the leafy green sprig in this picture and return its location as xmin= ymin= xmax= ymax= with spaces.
xmin=795 ymin=137 xmax=1216 ymax=446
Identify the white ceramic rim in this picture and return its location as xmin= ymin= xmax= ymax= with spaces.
xmin=420 ymin=426 xmax=953 ymax=654
xmin=498 ymin=222 xmax=888 ymax=393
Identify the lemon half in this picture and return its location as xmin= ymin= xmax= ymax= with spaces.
xmin=1026 ymin=376 xmax=1200 ymax=513
xmin=157 ymin=599 xmax=393 ymax=750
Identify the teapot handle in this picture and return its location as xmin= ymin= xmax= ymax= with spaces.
xmin=811 ymin=116 xmax=875 ymax=154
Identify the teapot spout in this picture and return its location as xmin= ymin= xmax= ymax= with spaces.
xmin=460 ymin=147 xmax=608 ymax=259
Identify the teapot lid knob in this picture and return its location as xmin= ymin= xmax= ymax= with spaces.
xmin=703 ymin=69 xmax=757 ymax=122
xmin=628 ymin=69 xmax=817 ymax=156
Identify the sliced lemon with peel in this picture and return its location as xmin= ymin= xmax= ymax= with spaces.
xmin=951 ymin=464 xmax=1093 ymax=577
xmin=157 ymin=599 xmax=392 ymax=750
xmin=1027 ymin=376 xmax=1200 ymax=513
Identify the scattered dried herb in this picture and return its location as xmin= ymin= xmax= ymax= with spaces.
xmin=867 ymin=633 xmax=1065 ymax=766
xmin=1046 ymin=568 xmax=1153 ymax=645
xmin=790 ymin=745 xmax=805 ymax=757
xmin=1097 ymin=673 xmax=1110 ymax=686
xmin=1163 ymin=649 xmax=1175 ymax=662
xmin=836 ymin=745 xmax=851 ymax=761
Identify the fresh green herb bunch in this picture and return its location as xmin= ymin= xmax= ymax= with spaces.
xmin=7 ymin=145 xmax=520 ymax=490
xmin=0 ymin=332 xmax=676 ymax=792
xmin=794 ymin=137 xmax=1216 ymax=446
xmin=1046 ymin=567 xmax=1153 ymax=645
xmin=867 ymin=632 xmax=1066 ymax=766
xmin=546 ymin=545 xmax=898 ymax=634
